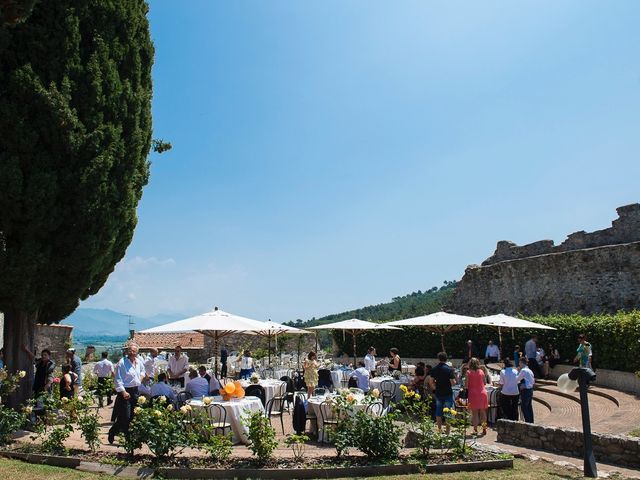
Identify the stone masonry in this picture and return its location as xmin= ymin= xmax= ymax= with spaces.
xmin=450 ymin=204 xmax=640 ymax=315
xmin=496 ymin=419 xmax=640 ymax=468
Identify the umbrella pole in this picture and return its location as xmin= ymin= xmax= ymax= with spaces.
xmin=268 ymin=334 xmax=272 ymax=367
xmin=214 ymin=333 xmax=219 ymax=377
xmin=498 ymin=327 xmax=503 ymax=357
xmin=353 ymin=331 xmax=357 ymax=367
xmin=440 ymin=332 xmax=445 ymax=354
xmin=297 ymin=335 xmax=301 ymax=370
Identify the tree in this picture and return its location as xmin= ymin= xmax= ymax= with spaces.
xmin=0 ymin=0 xmax=155 ymax=406
xmin=0 ymin=0 xmax=37 ymax=26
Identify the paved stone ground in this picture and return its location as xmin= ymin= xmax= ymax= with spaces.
xmin=11 ymin=380 xmax=640 ymax=477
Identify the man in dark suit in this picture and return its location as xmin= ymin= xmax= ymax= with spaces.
xmin=462 ymin=339 xmax=479 ymax=365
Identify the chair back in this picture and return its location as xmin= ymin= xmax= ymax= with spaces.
xmin=318 ymin=399 xmax=336 ymax=425
xmin=176 ymin=391 xmax=192 ymax=408
xmin=380 ymin=380 xmax=397 ymax=408
xmin=205 ymin=403 xmax=227 ymax=425
xmin=265 ymin=397 xmax=284 ymax=416
xmin=348 ymin=376 xmax=359 ymax=388
xmin=313 ymin=387 xmax=327 ymax=396
xmin=293 ymin=370 xmax=307 ymax=391
xmin=244 ymin=384 xmax=266 ymax=407
xmin=365 ymin=401 xmax=384 ymax=417
xmin=317 ymin=369 xmax=333 ymax=389
xmin=263 ymin=367 xmax=275 ymax=379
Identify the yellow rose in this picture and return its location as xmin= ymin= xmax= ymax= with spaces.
xmin=414 ymin=394 xmax=421 ymax=401
xmin=23 ymin=406 xmax=33 ymax=414
xmin=154 ymin=409 xmax=162 ymax=417
xmin=77 ymin=396 xmax=84 ymax=402
xmin=18 ymin=370 xmax=26 ymax=378
xmin=346 ymin=394 xmax=355 ymax=403
xmin=61 ymin=397 xmax=69 ymax=404
xmin=371 ymin=388 xmax=380 ymax=398
xmin=399 ymin=384 xmax=408 ymax=392
xmin=167 ymin=404 xmax=174 ymax=411
xmin=203 ymin=397 xmax=212 ymax=406
xmin=179 ymin=406 xmax=189 ymax=414
xmin=137 ymin=396 xmax=146 ymax=405
xmin=134 ymin=406 xmax=142 ymax=414
xmin=442 ymin=407 xmax=449 ymax=413
xmin=158 ymin=396 xmax=167 ymax=404
xmin=451 ymin=410 xmax=458 ymax=416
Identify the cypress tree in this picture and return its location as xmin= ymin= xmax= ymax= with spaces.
xmin=0 ymin=0 xmax=154 ymax=405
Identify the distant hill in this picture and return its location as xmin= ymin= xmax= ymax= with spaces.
xmin=288 ymin=281 xmax=457 ymax=328
xmin=61 ymin=308 xmax=185 ymax=337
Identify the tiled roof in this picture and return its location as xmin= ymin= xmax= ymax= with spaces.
xmin=132 ymin=332 xmax=205 ymax=350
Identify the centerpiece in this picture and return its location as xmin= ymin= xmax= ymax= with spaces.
xmin=250 ymin=371 xmax=260 ymax=384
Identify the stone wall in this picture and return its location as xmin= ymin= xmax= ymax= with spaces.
xmin=496 ymin=419 xmax=640 ymax=467
xmin=34 ymin=324 xmax=73 ymax=366
xmin=450 ymin=204 xmax=640 ymax=315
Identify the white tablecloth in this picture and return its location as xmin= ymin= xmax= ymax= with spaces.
xmin=189 ymin=396 xmax=264 ymax=444
xmin=307 ymin=394 xmax=367 ymax=442
xmin=369 ymin=376 xmax=411 ymax=403
xmin=241 ymin=379 xmax=285 ymax=406
xmin=330 ymin=370 xmax=353 ymax=390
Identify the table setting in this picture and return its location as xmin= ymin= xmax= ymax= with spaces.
xmin=187 ymin=395 xmax=264 ymax=444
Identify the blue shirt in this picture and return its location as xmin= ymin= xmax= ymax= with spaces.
xmin=517 ymin=366 xmax=535 ymax=389
xmin=350 ymin=367 xmax=370 ymax=392
xmin=524 ymin=339 xmax=537 ymax=359
xmin=114 ymin=356 xmax=146 ymax=392
xmin=499 ymin=367 xmax=520 ymax=395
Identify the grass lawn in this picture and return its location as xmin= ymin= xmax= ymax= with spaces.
xmin=629 ymin=428 xmax=640 ymax=437
xmin=0 ymin=457 xmax=591 ymax=480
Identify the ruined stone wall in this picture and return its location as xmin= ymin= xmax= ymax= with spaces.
xmin=33 ymin=324 xmax=73 ymax=366
xmin=450 ymin=204 xmax=640 ymax=316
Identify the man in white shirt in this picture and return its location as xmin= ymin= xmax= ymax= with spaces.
xmin=93 ymin=351 xmax=114 ymax=407
xmin=498 ymin=358 xmax=520 ymax=420
xmin=517 ymin=358 xmax=535 ymax=423
xmin=109 ymin=343 xmax=147 ymax=444
xmin=349 ymin=361 xmax=370 ymax=392
xmin=364 ymin=347 xmax=378 ymax=378
xmin=184 ymin=368 xmax=209 ymax=398
xmin=144 ymin=348 xmax=159 ymax=379
xmin=167 ymin=346 xmax=189 ymax=388
xmin=150 ymin=372 xmax=176 ymax=403
xmin=485 ymin=341 xmax=500 ymax=364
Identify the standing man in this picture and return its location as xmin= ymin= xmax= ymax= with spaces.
xmin=524 ymin=335 xmax=541 ymax=378
xmin=93 ymin=351 xmax=115 ymax=407
xmin=364 ymin=347 xmax=378 ymax=378
xmin=220 ymin=344 xmax=228 ymax=378
xmin=517 ymin=358 xmax=535 ymax=423
xmin=144 ymin=348 xmax=159 ymax=380
xmin=484 ymin=340 xmax=500 ymax=364
xmin=66 ymin=348 xmax=83 ymax=394
xmin=574 ymin=334 xmax=593 ymax=369
xmin=108 ymin=342 xmax=147 ymax=444
xmin=428 ymin=352 xmax=457 ymax=433
xmin=24 ymin=347 xmax=56 ymax=398
xmin=167 ymin=345 xmax=189 ymax=388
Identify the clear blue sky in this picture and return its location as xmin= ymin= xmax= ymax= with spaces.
xmin=82 ymin=1 xmax=640 ymax=322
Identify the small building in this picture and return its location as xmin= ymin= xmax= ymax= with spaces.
xmin=132 ymin=331 xmax=208 ymax=362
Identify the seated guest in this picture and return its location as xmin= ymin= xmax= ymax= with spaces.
xmin=545 ymin=344 xmax=560 ymax=377
xmin=185 ymin=368 xmax=209 ymax=398
xmin=59 ymin=364 xmax=76 ymax=400
xmin=198 ymin=365 xmax=212 ymax=383
xmin=479 ymin=364 xmax=492 ymax=385
xmin=138 ymin=381 xmax=151 ymax=397
xmin=209 ymin=373 xmax=222 ymax=395
xmin=349 ymin=361 xmax=370 ymax=392
xmin=410 ymin=364 xmax=427 ymax=394
xmin=150 ymin=373 xmax=176 ymax=403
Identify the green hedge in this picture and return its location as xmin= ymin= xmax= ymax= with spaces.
xmin=333 ymin=311 xmax=640 ymax=373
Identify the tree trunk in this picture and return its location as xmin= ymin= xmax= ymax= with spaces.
xmin=3 ymin=309 xmax=37 ymax=408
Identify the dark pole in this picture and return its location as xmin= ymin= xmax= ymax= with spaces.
xmin=573 ymin=368 xmax=597 ymax=478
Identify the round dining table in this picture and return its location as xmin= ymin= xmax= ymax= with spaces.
xmin=307 ymin=393 xmax=369 ymax=442
xmin=188 ymin=396 xmax=264 ymax=444
xmin=369 ymin=375 xmax=412 ymax=403
xmin=240 ymin=379 xmax=286 ymax=406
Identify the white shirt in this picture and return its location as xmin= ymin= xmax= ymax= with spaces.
xmin=93 ymin=358 xmax=114 ymax=378
xmin=144 ymin=355 xmax=159 ymax=378
xmin=485 ymin=344 xmax=500 ymax=358
xmin=185 ymin=376 xmax=209 ymax=397
xmin=168 ymin=354 xmax=189 ymax=378
xmin=517 ymin=366 xmax=535 ymax=389
xmin=364 ymin=353 xmax=377 ymax=373
xmin=350 ymin=367 xmax=370 ymax=392
xmin=209 ymin=376 xmax=222 ymax=393
xmin=114 ymin=356 xmax=146 ymax=393
xmin=240 ymin=356 xmax=253 ymax=370
xmin=499 ymin=367 xmax=520 ymax=395
xmin=150 ymin=381 xmax=176 ymax=401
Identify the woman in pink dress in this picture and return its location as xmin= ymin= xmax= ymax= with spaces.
xmin=465 ymin=357 xmax=488 ymax=435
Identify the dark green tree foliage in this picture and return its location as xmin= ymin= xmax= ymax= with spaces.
xmin=0 ymin=0 xmax=154 ymax=405
xmin=0 ymin=0 xmax=37 ymax=26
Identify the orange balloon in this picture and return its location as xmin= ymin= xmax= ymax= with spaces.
xmin=221 ymin=393 xmax=231 ymax=401
xmin=236 ymin=387 xmax=245 ymax=399
xmin=224 ymin=382 xmax=236 ymax=395
xmin=233 ymin=380 xmax=242 ymax=389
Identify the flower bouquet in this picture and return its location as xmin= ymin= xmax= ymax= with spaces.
xmin=391 ymin=370 xmax=401 ymax=380
xmin=250 ymin=372 xmax=260 ymax=384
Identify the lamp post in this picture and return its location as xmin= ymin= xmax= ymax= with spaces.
xmin=568 ymin=367 xmax=598 ymax=478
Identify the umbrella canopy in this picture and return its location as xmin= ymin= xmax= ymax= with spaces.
xmin=309 ymin=319 xmax=400 ymax=365
xmin=385 ymin=312 xmax=483 ymax=352
xmin=478 ymin=313 xmax=556 ymax=350
xmin=254 ymin=319 xmax=308 ymax=367
xmin=141 ymin=307 xmax=268 ymax=374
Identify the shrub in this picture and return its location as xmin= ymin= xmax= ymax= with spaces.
xmin=284 ymin=433 xmax=309 ymax=462
xmin=0 ymin=406 xmax=26 ymax=445
xmin=77 ymin=409 xmax=101 ymax=453
xmin=242 ymin=410 xmax=278 ymax=464
xmin=201 ymin=433 xmax=233 ymax=463
xmin=41 ymin=424 xmax=73 ymax=455
xmin=351 ymin=410 xmax=402 ymax=461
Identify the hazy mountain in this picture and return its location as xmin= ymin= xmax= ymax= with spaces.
xmin=61 ymin=308 xmax=185 ymax=337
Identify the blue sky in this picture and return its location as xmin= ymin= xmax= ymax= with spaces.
xmin=82 ymin=1 xmax=640 ymax=322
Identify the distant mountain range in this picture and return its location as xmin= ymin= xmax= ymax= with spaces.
xmin=61 ymin=308 xmax=185 ymax=337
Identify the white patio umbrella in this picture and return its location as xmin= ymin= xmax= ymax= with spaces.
xmin=140 ymin=307 xmax=268 ymax=375
xmin=309 ymin=319 xmax=401 ymax=366
xmin=478 ymin=313 xmax=556 ymax=350
xmin=385 ymin=311 xmax=483 ymax=353
xmin=254 ymin=319 xmax=308 ymax=367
